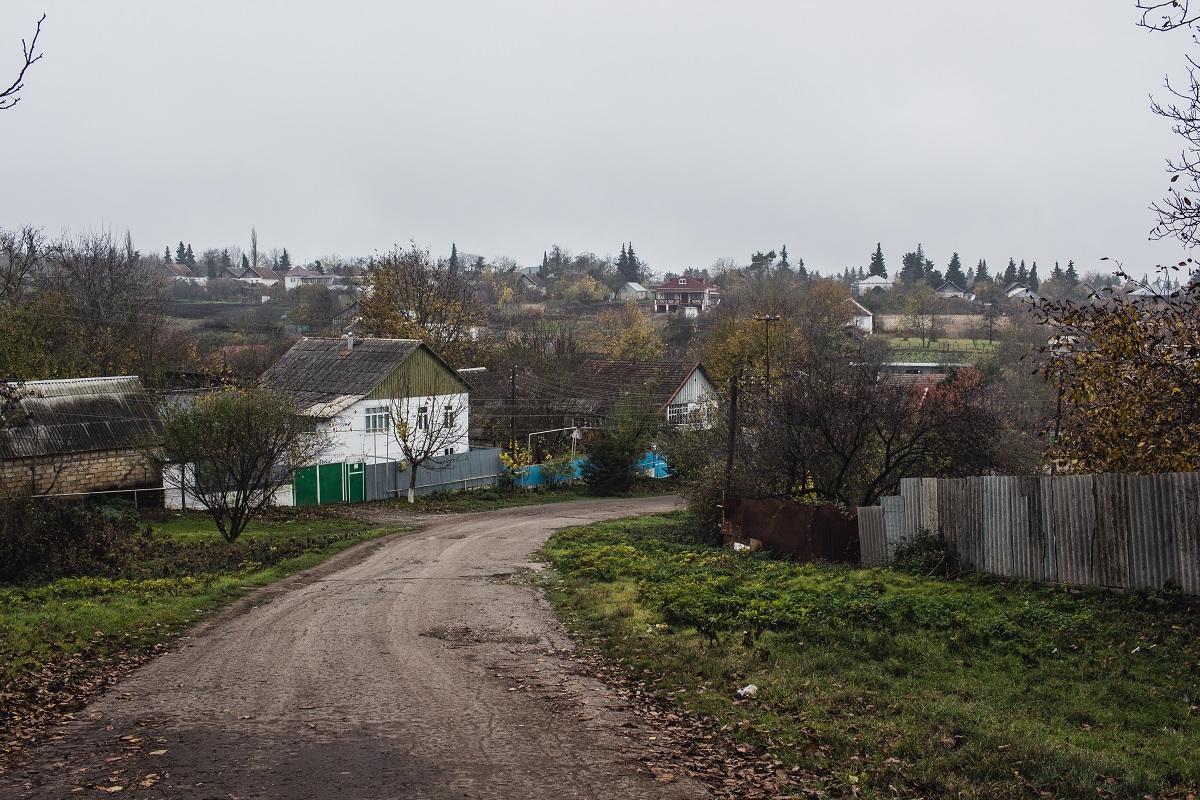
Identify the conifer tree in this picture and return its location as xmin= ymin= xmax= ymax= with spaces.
xmin=616 ymin=243 xmax=629 ymax=281
xmin=1028 ymin=262 xmax=1040 ymax=290
xmin=899 ymin=244 xmax=927 ymax=285
xmin=626 ymin=243 xmax=641 ymax=281
xmin=449 ymin=243 xmax=459 ymax=272
xmin=1051 ymin=261 xmax=1065 ymax=281
xmin=219 ymin=249 xmax=233 ymax=274
xmin=185 ymin=244 xmax=195 ymax=268
xmin=868 ymin=242 xmax=887 ymax=277
xmin=540 ymin=251 xmax=549 ymax=280
xmin=279 ymin=248 xmax=291 ymax=271
xmin=176 ymin=241 xmax=187 ymax=264
xmin=1017 ymin=259 xmax=1029 ymax=284
xmin=164 ymin=246 xmax=172 ymax=264
xmin=1003 ymin=258 xmax=1018 ymax=285
xmin=975 ymin=258 xmax=990 ymax=284
xmin=1065 ymin=260 xmax=1078 ymax=283
xmin=945 ymin=252 xmax=967 ymax=287
xmin=241 ymin=254 xmax=250 ymax=271
xmin=778 ymin=245 xmax=791 ymax=272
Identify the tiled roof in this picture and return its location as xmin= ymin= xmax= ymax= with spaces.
xmin=653 ymin=275 xmax=718 ymax=291
xmin=260 ymin=338 xmax=424 ymax=412
xmin=573 ymin=359 xmax=709 ymax=412
xmin=249 ymin=266 xmax=281 ymax=281
xmin=0 ymin=376 xmax=158 ymax=460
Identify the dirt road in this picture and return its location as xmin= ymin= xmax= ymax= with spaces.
xmin=3 ymin=498 xmax=709 ymax=799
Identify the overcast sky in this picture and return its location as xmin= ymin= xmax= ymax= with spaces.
xmin=0 ymin=2 xmax=1191 ymax=279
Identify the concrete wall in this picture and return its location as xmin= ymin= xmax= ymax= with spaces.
xmin=0 ymin=448 xmax=159 ymax=497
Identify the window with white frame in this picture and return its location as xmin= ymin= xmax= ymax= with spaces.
xmin=365 ymin=406 xmax=390 ymax=433
xmin=443 ymin=407 xmax=456 ymax=428
xmin=417 ymin=405 xmax=429 ymax=430
xmin=667 ymin=402 xmax=691 ymax=425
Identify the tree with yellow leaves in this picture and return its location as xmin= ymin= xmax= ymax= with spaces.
xmin=590 ymin=302 xmax=663 ymax=360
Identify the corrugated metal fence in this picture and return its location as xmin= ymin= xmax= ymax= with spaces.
xmin=856 ymin=473 xmax=1200 ymax=594
xmin=379 ymin=447 xmax=505 ymax=499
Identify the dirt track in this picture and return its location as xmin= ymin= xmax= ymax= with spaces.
xmin=3 ymin=498 xmax=709 ymax=799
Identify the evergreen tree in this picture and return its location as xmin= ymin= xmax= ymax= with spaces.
xmin=176 ymin=241 xmax=187 ymax=264
xmin=449 ymin=243 xmax=459 ymax=272
xmin=1017 ymin=259 xmax=1029 ymax=284
xmin=868 ymin=242 xmax=887 ymax=277
xmin=899 ymin=244 xmax=927 ymax=285
xmin=540 ymin=251 xmax=549 ymax=280
xmin=778 ymin=245 xmax=791 ymax=272
xmin=945 ymin=252 xmax=967 ymax=287
xmin=925 ymin=267 xmax=944 ymax=288
xmin=219 ymin=249 xmax=233 ymax=274
xmin=975 ymin=258 xmax=990 ymax=284
xmin=856 ymin=266 xmax=865 ymax=280
xmin=241 ymin=254 xmax=250 ymax=271
xmin=797 ymin=259 xmax=808 ymax=280
xmin=164 ymin=246 xmax=172 ymax=264
xmin=626 ymin=243 xmax=642 ymax=281
xmin=1028 ymin=262 xmax=1040 ymax=291
xmin=616 ymin=243 xmax=629 ymax=281
xmin=185 ymin=244 xmax=195 ymax=269
xmin=1051 ymin=261 xmax=1065 ymax=281
xmin=279 ymin=248 xmax=291 ymax=271
xmin=1065 ymin=260 xmax=1079 ymax=283
xmin=1003 ymin=258 xmax=1018 ymax=285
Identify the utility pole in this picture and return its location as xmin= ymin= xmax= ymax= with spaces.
xmin=723 ymin=370 xmax=740 ymax=495
xmin=509 ymin=366 xmax=517 ymax=456
xmin=754 ymin=314 xmax=781 ymax=384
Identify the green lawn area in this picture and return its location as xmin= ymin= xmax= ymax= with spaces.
xmin=540 ymin=514 xmax=1199 ymax=799
xmin=883 ymin=337 xmax=996 ymax=364
xmin=0 ymin=508 xmax=399 ymax=756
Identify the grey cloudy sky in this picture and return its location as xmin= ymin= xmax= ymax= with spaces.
xmin=0 ymin=2 xmax=1190 ymax=278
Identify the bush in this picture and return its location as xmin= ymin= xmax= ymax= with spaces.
xmin=0 ymin=496 xmax=144 ymax=585
xmin=891 ymin=527 xmax=963 ymax=578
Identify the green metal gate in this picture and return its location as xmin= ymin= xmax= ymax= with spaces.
xmin=294 ymin=465 xmax=319 ymax=506
xmin=318 ymin=463 xmax=345 ymax=504
xmin=346 ymin=462 xmax=365 ymax=503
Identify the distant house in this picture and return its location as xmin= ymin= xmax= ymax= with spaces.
xmin=284 ymin=266 xmax=336 ymax=290
xmin=652 ymin=275 xmax=721 ymax=314
xmin=240 ymin=266 xmax=281 ymax=287
xmin=260 ymin=337 xmax=472 ymax=467
xmin=847 ymin=298 xmax=874 ymax=335
xmin=573 ymin=359 xmax=718 ymax=429
xmin=164 ymin=262 xmax=206 ymax=285
xmin=851 ymin=275 xmax=893 ymax=295
xmin=616 ymin=282 xmax=650 ymax=302
xmin=877 ymin=362 xmax=971 ymax=389
xmin=935 ymin=280 xmax=966 ymax=299
xmin=517 ymin=272 xmax=546 ymax=296
xmin=0 ymin=376 xmax=160 ymax=498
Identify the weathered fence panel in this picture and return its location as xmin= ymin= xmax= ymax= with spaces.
xmin=861 ymin=470 xmax=1198 ymax=594
xmin=721 ymin=498 xmax=859 ymax=565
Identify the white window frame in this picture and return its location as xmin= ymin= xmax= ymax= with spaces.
xmin=417 ymin=405 xmax=429 ymax=431
xmin=365 ymin=406 xmax=390 ymax=433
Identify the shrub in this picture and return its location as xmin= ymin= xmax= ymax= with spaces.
xmin=0 ymin=496 xmax=144 ymax=585
xmin=891 ymin=527 xmax=963 ymax=578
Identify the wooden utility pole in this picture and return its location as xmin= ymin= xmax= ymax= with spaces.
xmin=723 ymin=371 xmax=740 ymax=494
xmin=754 ymin=314 xmax=781 ymax=384
xmin=509 ymin=366 xmax=517 ymax=455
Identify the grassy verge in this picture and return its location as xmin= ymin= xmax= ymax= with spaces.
xmin=0 ymin=508 xmax=399 ymax=763
xmin=540 ymin=514 xmax=1199 ymax=799
xmin=372 ymin=477 xmax=678 ymax=514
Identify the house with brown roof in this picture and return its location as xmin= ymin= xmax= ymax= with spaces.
xmin=572 ymin=359 xmax=718 ymax=429
xmin=0 ymin=377 xmax=160 ymax=498
xmin=284 ymin=266 xmax=336 ymax=290
xmin=652 ymin=275 xmax=721 ymax=314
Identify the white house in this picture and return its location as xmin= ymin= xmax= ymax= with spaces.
xmin=284 ymin=266 xmax=337 ymax=290
xmin=616 ymin=282 xmax=650 ymax=302
xmin=260 ymin=337 xmax=472 ymax=467
xmin=652 ymin=275 xmax=721 ymax=313
xmin=574 ymin=359 xmax=719 ymax=429
xmin=851 ymin=275 xmax=894 ymax=296
xmin=847 ymin=298 xmax=874 ymax=335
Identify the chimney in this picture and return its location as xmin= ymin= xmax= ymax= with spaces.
xmin=344 ymin=333 xmax=354 ymax=352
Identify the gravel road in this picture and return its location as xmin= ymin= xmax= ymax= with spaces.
xmin=3 ymin=497 xmax=709 ymax=799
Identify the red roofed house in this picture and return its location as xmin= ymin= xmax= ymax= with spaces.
xmin=652 ymin=275 xmax=721 ymax=314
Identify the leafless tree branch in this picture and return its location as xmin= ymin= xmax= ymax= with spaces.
xmin=0 ymin=14 xmax=45 ymax=111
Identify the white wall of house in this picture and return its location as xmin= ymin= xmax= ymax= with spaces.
xmin=850 ymin=313 xmax=874 ymax=335
xmin=665 ymin=370 xmax=718 ymax=428
xmin=319 ymin=392 xmax=470 ymax=464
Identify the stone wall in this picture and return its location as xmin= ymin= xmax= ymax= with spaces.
xmin=0 ymin=448 xmax=160 ymax=497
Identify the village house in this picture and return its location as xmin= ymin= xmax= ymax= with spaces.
xmin=616 ymin=282 xmax=650 ymax=302
xmin=935 ymin=280 xmax=967 ymax=299
xmin=258 ymin=337 xmax=472 ymax=504
xmin=0 ymin=376 xmax=160 ymax=499
xmin=847 ymin=298 xmax=874 ymax=335
xmin=283 ymin=265 xmax=336 ymax=290
xmin=652 ymin=275 xmax=721 ymax=314
xmin=851 ymin=275 xmax=894 ymax=295
xmin=572 ymin=359 xmax=719 ymax=429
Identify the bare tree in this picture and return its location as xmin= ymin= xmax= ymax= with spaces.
xmin=0 ymin=14 xmax=44 ymax=111
xmin=388 ymin=393 xmax=470 ymax=502
xmin=0 ymin=225 xmax=48 ymax=306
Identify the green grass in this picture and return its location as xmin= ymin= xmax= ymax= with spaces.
xmin=539 ymin=514 xmax=1200 ymax=799
xmin=149 ymin=508 xmax=365 ymax=544
xmin=883 ymin=337 xmax=996 ymax=364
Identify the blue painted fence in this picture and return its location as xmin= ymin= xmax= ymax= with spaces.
xmin=513 ymin=451 xmax=670 ymax=488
